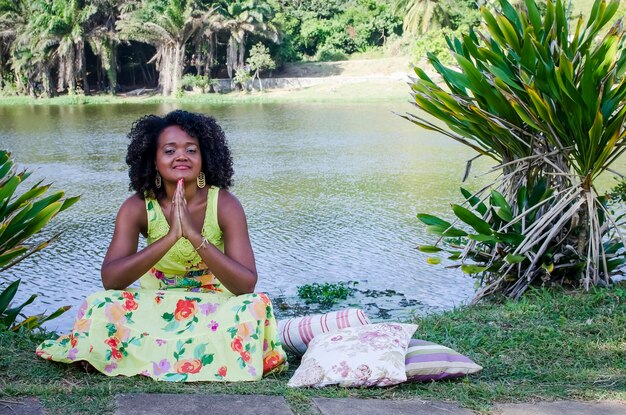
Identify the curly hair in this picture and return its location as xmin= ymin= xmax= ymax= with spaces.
xmin=126 ymin=110 xmax=234 ymax=199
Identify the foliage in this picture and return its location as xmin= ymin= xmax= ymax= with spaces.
xmin=412 ymin=27 xmax=456 ymax=65
xmin=180 ymin=74 xmax=216 ymax=92
xmin=233 ymin=67 xmax=252 ymax=90
xmin=0 ymin=279 xmax=69 ymax=332
xmin=418 ymin=181 xmax=626 ymax=290
xmin=0 ymin=149 xmax=77 ymax=331
xmin=315 ymin=44 xmax=348 ymax=61
xmin=296 ymin=281 xmax=358 ymax=307
xmin=278 ymin=0 xmax=402 ymax=60
xmin=406 ymin=0 xmax=626 ymax=301
xmin=246 ymin=42 xmax=275 ymax=91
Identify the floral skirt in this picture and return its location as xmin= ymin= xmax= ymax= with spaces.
xmin=36 ymin=289 xmax=287 ymax=381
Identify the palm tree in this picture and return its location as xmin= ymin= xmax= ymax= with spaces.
xmin=392 ymin=0 xmax=443 ymax=34
xmin=117 ymin=0 xmax=212 ymax=96
xmin=86 ymin=0 xmax=127 ymax=93
xmin=28 ymin=0 xmax=98 ymax=95
xmin=216 ymin=0 xmax=278 ymax=79
xmin=0 ymin=0 xmax=31 ymax=91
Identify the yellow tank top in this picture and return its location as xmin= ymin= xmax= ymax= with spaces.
xmin=138 ymin=187 xmax=229 ymax=293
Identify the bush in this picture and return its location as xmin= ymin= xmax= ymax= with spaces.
xmin=412 ymin=28 xmax=457 ymax=66
xmin=315 ymin=44 xmax=347 ymax=62
xmin=0 ymin=150 xmax=78 ymax=331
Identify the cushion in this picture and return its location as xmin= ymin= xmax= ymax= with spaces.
xmin=277 ymin=308 xmax=371 ymax=356
xmin=287 ymin=322 xmax=418 ymax=387
xmin=405 ymin=339 xmax=482 ymax=381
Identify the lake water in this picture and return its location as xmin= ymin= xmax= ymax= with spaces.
xmin=1 ymin=102 xmax=496 ymax=331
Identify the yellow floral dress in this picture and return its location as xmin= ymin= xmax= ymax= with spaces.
xmin=36 ymin=187 xmax=287 ymax=381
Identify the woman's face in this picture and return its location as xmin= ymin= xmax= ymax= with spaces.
xmin=155 ymin=125 xmax=203 ymax=184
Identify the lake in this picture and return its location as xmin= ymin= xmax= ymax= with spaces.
xmin=1 ymin=101 xmax=494 ymax=331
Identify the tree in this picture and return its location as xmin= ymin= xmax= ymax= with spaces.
xmin=408 ymin=0 xmax=626 ymax=300
xmin=216 ymin=0 xmax=278 ymax=79
xmin=246 ymin=42 xmax=275 ymax=91
xmin=117 ymin=0 xmax=212 ymax=96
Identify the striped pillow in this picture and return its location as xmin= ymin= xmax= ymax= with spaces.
xmin=405 ymin=339 xmax=482 ymax=381
xmin=277 ymin=308 xmax=371 ymax=356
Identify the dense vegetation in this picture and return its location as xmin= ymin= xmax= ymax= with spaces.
xmin=410 ymin=0 xmax=626 ymax=300
xmin=0 ymin=0 xmax=409 ymax=96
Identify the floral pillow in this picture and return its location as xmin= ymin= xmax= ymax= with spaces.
xmin=277 ymin=308 xmax=371 ymax=356
xmin=287 ymin=322 xmax=417 ymax=388
xmin=405 ymin=339 xmax=482 ymax=381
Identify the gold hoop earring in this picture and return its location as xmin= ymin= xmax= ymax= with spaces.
xmin=155 ymin=172 xmax=162 ymax=188
xmin=197 ymin=172 xmax=206 ymax=188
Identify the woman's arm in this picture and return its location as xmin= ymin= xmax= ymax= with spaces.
xmin=182 ymin=189 xmax=258 ymax=295
xmin=101 ymin=194 xmax=180 ymax=290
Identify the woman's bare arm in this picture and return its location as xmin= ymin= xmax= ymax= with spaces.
xmin=101 ymin=195 xmax=179 ymax=290
xmin=182 ymin=189 xmax=257 ymax=295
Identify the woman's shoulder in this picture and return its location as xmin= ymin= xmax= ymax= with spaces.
xmin=116 ymin=194 xmax=149 ymax=226
xmin=217 ymin=188 xmax=243 ymax=211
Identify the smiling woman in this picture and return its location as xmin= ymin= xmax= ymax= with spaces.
xmin=36 ymin=110 xmax=287 ymax=382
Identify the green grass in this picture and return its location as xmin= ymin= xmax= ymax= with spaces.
xmin=0 ymin=79 xmax=408 ymax=107
xmin=1 ymin=284 xmax=625 ymax=414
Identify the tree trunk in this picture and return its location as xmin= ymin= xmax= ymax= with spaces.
xmin=205 ymin=33 xmax=215 ymax=77
xmin=256 ymin=70 xmax=263 ymax=92
xmin=171 ymin=43 xmax=184 ymax=95
xmin=78 ymin=41 xmax=90 ymax=95
xmin=238 ymin=33 xmax=246 ymax=69
xmin=227 ymin=36 xmax=237 ymax=79
xmin=42 ymin=66 xmax=52 ymax=98
xmin=57 ymin=58 xmax=66 ymax=93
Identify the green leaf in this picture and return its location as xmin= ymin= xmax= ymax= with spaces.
xmin=461 ymin=264 xmax=489 ymax=274
xmin=505 ymin=254 xmax=526 ymax=264
xmin=452 ymin=204 xmax=492 ymax=234
xmin=426 ymin=225 xmax=468 ymax=237
xmin=0 ymin=280 xmax=20 ymax=314
xmin=426 ymin=257 xmax=441 ymax=265
xmin=417 ymin=245 xmax=442 ymax=253
xmin=416 ymin=214 xmax=452 ymax=228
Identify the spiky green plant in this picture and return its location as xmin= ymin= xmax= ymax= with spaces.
xmin=405 ymin=0 xmax=626 ymax=300
xmin=0 ymin=149 xmax=78 ymax=331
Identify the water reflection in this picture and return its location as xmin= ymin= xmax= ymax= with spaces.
xmin=1 ymin=102 xmax=491 ymax=331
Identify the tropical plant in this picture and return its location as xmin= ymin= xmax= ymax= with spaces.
xmin=1 ymin=279 xmax=69 ymax=332
xmin=233 ymin=66 xmax=252 ymax=90
xmin=418 ymin=181 xmax=626 ymax=295
xmin=216 ymin=0 xmax=278 ymax=79
xmin=0 ymin=149 xmax=79 ymax=331
xmin=246 ymin=42 xmax=275 ymax=91
xmin=117 ymin=0 xmax=213 ymax=96
xmin=406 ymin=0 xmax=626 ymax=300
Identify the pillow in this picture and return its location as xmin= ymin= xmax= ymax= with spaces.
xmin=277 ymin=308 xmax=371 ymax=356
xmin=287 ymin=322 xmax=417 ymax=388
xmin=405 ymin=339 xmax=482 ymax=381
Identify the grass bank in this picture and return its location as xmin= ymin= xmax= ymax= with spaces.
xmin=0 ymin=80 xmax=409 ymax=107
xmin=1 ymin=285 xmax=624 ymax=414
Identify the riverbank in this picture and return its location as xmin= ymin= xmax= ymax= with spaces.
xmin=0 ymin=57 xmax=414 ymax=106
xmin=1 ymin=285 xmax=624 ymax=414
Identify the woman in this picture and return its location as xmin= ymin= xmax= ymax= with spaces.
xmin=37 ymin=110 xmax=287 ymax=381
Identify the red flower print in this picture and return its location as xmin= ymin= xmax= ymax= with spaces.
xmin=105 ymin=337 xmax=120 ymax=348
xmin=123 ymin=299 xmax=138 ymax=311
xmin=230 ymin=336 xmax=243 ymax=352
xmin=111 ymin=348 xmax=122 ymax=360
xmin=174 ymin=299 xmax=197 ymax=321
xmin=218 ymin=366 xmax=227 ymax=377
xmin=69 ymin=334 xmax=78 ymax=348
xmin=122 ymin=291 xmax=134 ymax=300
xmin=174 ymin=359 xmax=202 ymax=374
xmin=259 ymin=293 xmax=271 ymax=305
xmin=240 ymin=351 xmax=251 ymax=362
xmin=155 ymin=296 xmax=162 ymax=304
xmin=263 ymin=350 xmax=283 ymax=374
